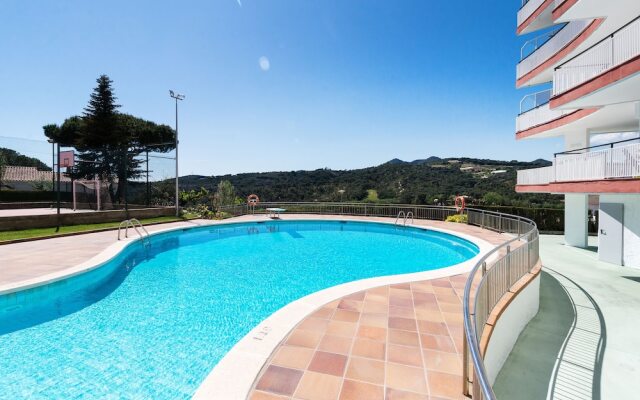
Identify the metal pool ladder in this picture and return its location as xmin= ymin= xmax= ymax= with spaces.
xmin=118 ymin=218 xmax=151 ymax=247
xmin=395 ymin=211 xmax=414 ymax=226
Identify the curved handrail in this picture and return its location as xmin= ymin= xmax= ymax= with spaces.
xmin=395 ymin=210 xmax=406 ymax=225
xmin=463 ymin=211 xmax=539 ymax=399
xmin=117 ymin=218 xmax=151 ymax=244
xmin=406 ymin=211 xmax=414 ymax=225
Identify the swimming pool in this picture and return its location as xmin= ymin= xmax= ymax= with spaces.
xmin=0 ymin=220 xmax=479 ymax=399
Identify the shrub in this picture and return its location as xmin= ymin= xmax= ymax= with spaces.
xmin=445 ymin=214 xmax=468 ymax=224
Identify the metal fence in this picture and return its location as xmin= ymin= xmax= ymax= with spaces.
xmin=0 ymin=135 xmax=176 ymax=211
xmin=218 ymin=202 xmax=540 ymax=400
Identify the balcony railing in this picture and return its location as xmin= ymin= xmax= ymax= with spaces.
xmin=517 ymin=140 xmax=640 ymax=185
xmin=553 ymin=16 xmax=640 ymax=95
xmin=516 ymin=89 xmax=573 ymax=132
xmin=518 ymin=20 xmax=592 ymax=78
xmin=518 ymin=0 xmax=546 ymax=28
xmin=517 ymin=166 xmax=555 ymax=185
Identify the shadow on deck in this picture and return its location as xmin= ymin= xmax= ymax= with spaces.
xmin=493 ymin=269 xmax=606 ymax=400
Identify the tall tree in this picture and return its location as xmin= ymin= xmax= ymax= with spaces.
xmin=43 ymin=75 xmax=175 ymax=204
xmin=81 ymin=74 xmax=121 ymax=148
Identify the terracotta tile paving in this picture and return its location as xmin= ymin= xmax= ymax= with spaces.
xmin=249 ymin=275 xmax=473 ymax=400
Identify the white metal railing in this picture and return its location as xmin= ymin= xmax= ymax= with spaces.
xmin=553 ymin=17 xmax=640 ymax=95
xmin=516 ymin=166 xmax=555 ymax=185
xmin=518 ymin=20 xmax=592 ymax=78
xmin=518 ymin=0 xmax=546 ymax=28
xmin=517 ymin=142 xmax=640 ymax=184
xmin=516 ymin=91 xmax=573 ymax=132
xmin=520 ymin=89 xmax=552 ymax=113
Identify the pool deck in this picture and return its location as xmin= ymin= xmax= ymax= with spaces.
xmin=247 ymin=276 xmax=472 ymax=400
xmin=494 ymin=235 xmax=640 ymax=400
xmin=0 ymin=214 xmax=509 ymax=400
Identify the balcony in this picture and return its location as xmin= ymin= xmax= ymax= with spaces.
xmin=517 ymin=19 xmax=598 ymax=86
xmin=517 ymin=140 xmax=640 ymax=192
xmin=518 ymin=0 xmax=555 ymax=35
xmin=516 ymin=89 xmax=594 ymax=137
xmin=552 ymin=0 xmax=578 ymax=21
xmin=551 ymin=16 xmax=640 ymax=107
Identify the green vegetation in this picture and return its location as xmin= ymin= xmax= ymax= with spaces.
xmin=43 ymin=75 xmax=176 ymax=204
xmin=180 ymin=180 xmax=243 ymax=219
xmin=365 ymin=189 xmax=379 ymax=202
xmin=482 ymin=191 xmax=504 ymax=206
xmin=0 ymin=147 xmax=50 ymax=170
xmin=445 ymin=214 xmax=468 ymax=223
xmin=178 ymin=157 xmax=562 ymax=208
xmin=0 ymin=216 xmax=188 ymax=242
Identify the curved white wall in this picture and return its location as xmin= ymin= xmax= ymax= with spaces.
xmin=484 ymin=274 xmax=541 ymax=385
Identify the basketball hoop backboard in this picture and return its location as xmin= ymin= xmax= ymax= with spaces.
xmin=59 ymin=150 xmax=75 ymax=168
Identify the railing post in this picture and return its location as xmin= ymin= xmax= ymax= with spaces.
xmin=506 ymin=245 xmax=511 ymax=283
xmin=481 ymin=211 xmax=485 ymax=229
xmin=364 ymin=204 xmax=367 ymax=216
xmin=463 ymin=336 xmax=470 ymax=397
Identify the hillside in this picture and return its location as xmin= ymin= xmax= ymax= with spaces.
xmin=0 ymin=147 xmax=51 ymax=170
xmin=179 ymin=157 xmax=560 ymax=208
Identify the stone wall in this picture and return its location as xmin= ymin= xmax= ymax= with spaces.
xmin=0 ymin=207 xmax=175 ymax=231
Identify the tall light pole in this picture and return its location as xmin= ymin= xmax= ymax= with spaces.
xmin=169 ymin=90 xmax=185 ymax=217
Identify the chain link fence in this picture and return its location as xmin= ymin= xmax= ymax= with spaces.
xmin=0 ymin=135 xmax=176 ymax=213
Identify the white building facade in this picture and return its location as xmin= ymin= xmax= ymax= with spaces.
xmin=515 ymin=0 xmax=640 ymax=268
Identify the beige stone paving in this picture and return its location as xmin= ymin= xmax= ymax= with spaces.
xmin=0 ymin=219 xmax=214 ymax=286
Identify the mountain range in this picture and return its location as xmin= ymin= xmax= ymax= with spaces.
xmin=180 ymin=157 xmax=559 ymax=207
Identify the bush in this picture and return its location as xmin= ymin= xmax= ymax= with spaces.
xmin=445 ymin=214 xmax=468 ymax=223
xmin=474 ymin=205 xmax=566 ymax=233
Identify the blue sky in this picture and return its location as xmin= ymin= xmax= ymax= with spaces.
xmin=0 ymin=0 xmax=562 ymax=175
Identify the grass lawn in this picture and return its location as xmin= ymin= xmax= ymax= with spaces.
xmin=0 ymin=216 xmax=192 ymax=242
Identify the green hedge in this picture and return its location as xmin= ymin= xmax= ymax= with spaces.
xmin=475 ymin=206 xmax=565 ymax=232
xmin=0 ymin=190 xmax=72 ymax=203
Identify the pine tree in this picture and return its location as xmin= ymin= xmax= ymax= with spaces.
xmin=80 ymin=75 xmax=121 ymax=148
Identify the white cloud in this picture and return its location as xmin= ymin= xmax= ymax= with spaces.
xmin=259 ymin=56 xmax=270 ymax=71
xmin=590 ymin=131 xmax=640 ymax=146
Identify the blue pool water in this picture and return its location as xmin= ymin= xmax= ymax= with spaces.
xmin=0 ymin=220 xmax=478 ymax=399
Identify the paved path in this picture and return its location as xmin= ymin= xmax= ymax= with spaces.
xmin=0 ymin=219 xmax=214 ymax=286
xmin=0 ymin=207 xmax=94 ymax=217
xmin=494 ymin=235 xmax=640 ymax=400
